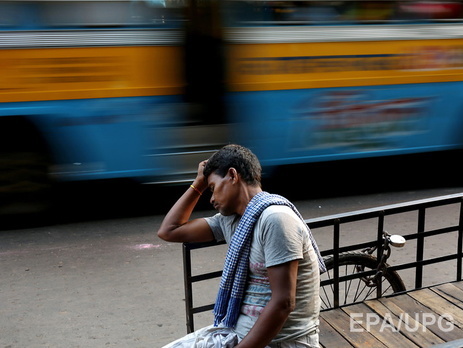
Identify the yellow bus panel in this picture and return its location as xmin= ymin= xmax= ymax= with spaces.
xmin=0 ymin=46 xmax=183 ymax=103
xmin=228 ymin=39 xmax=463 ymax=91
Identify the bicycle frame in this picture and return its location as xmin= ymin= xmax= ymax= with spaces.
xmin=359 ymin=231 xmax=406 ymax=289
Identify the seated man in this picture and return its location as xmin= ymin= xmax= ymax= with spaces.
xmin=157 ymin=144 xmax=325 ymax=348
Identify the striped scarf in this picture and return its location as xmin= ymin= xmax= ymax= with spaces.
xmin=213 ymin=191 xmax=326 ymax=328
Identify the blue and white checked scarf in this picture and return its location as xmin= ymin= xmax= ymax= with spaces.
xmin=213 ymin=191 xmax=326 ymax=328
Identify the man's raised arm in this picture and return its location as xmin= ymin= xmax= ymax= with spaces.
xmin=157 ymin=160 xmax=214 ymax=243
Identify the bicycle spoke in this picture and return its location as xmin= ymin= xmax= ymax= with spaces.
xmin=352 ymin=276 xmax=370 ymax=303
xmin=320 ymin=285 xmax=332 ymax=309
xmin=380 ymin=278 xmax=393 ymax=295
xmin=339 ymin=264 xmax=357 ymax=306
xmin=363 ymin=283 xmax=377 ymax=299
xmin=343 ymin=264 xmax=357 ymax=306
xmin=320 ymin=268 xmax=333 ymax=309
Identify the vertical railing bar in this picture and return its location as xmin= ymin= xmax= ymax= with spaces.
xmin=457 ymin=199 xmax=463 ymax=282
xmin=376 ymin=211 xmax=385 ymax=298
xmin=415 ymin=208 xmax=426 ymax=289
xmin=183 ymin=243 xmax=194 ymax=333
xmin=333 ymin=219 xmax=340 ymax=308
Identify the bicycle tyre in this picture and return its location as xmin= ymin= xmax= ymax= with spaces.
xmin=320 ymin=251 xmax=406 ymax=310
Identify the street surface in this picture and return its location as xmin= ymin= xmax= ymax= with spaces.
xmin=2 ymin=155 xmax=463 ymax=347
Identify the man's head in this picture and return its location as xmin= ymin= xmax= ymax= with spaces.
xmin=204 ymin=144 xmax=262 ymax=187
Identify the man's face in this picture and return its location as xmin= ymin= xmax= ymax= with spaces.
xmin=208 ymin=171 xmax=238 ymax=216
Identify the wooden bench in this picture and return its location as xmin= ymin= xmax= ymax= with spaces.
xmin=320 ymin=281 xmax=463 ymax=347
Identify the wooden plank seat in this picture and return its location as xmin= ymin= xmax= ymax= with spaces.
xmin=319 ymin=281 xmax=463 ymax=348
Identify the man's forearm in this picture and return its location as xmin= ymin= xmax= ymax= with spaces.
xmin=158 ymin=186 xmax=202 ymax=235
xmin=237 ymin=261 xmax=298 ymax=347
xmin=156 ymin=177 xmax=211 ymax=243
xmin=236 ymin=299 xmax=292 ymax=348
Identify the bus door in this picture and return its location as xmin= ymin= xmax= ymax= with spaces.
xmin=146 ymin=0 xmax=229 ymax=184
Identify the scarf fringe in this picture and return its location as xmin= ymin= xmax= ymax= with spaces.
xmin=214 ymin=294 xmax=243 ymax=328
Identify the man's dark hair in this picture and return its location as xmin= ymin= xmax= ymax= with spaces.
xmin=203 ymin=144 xmax=262 ymax=187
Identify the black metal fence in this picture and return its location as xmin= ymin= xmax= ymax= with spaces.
xmin=182 ymin=193 xmax=463 ymax=333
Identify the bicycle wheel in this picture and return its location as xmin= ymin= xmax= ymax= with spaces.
xmin=320 ymin=252 xmax=406 ymax=310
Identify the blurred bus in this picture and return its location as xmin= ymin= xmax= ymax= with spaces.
xmin=0 ymin=0 xmax=227 ymax=213
xmin=1 ymin=0 xmax=463 ymax=213
xmin=226 ymin=0 xmax=463 ymax=168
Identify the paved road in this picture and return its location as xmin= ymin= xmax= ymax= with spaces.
xmin=2 ymin=183 xmax=463 ymax=347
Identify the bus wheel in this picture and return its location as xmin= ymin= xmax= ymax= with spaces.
xmin=0 ymin=150 xmax=53 ymax=216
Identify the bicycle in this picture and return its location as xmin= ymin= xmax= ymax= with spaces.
xmin=319 ymin=231 xmax=406 ymax=310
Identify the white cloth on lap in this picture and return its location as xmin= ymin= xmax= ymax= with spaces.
xmin=161 ymin=325 xmax=240 ymax=348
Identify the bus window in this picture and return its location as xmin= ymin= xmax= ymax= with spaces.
xmin=0 ymin=1 xmax=42 ymax=29
xmin=396 ymin=1 xmax=463 ymax=21
xmin=36 ymin=0 xmax=186 ymax=28
xmin=225 ymin=0 xmax=463 ymax=26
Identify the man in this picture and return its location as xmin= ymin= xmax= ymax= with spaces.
xmin=157 ymin=144 xmax=325 ymax=347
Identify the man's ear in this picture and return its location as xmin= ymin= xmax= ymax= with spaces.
xmin=228 ymin=167 xmax=239 ymax=183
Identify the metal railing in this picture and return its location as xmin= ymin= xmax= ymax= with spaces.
xmin=182 ymin=193 xmax=463 ymax=333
